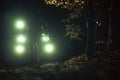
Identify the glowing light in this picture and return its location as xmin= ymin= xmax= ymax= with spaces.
xmin=41 ymin=34 xmax=49 ymax=42
xmin=15 ymin=20 xmax=25 ymax=29
xmin=16 ymin=35 xmax=26 ymax=43
xmin=41 ymin=33 xmax=45 ymax=36
xmin=44 ymin=44 xmax=54 ymax=53
xmin=15 ymin=45 xmax=25 ymax=54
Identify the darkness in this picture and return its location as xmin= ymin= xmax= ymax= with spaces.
xmin=0 ymin=0 xmax=84 ymax=66
xmin=111 ymin=0 xmax=120 ymax=50
xmin=0 ymin=0 xmax=119 ymax=67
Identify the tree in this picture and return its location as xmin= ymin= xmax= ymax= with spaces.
xmin=44 ymin=0 xmax=111 ymax=60
xmin=44 ymin=0 xmax=85 ymax=39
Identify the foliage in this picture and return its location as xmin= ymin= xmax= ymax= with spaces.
xmin=44 ymin=0 xmax=85 ymax=39
xmin=65 ymin=24 xmax=85 ymax=39
xmin=44 ymin=0 xmax=84 ymax=10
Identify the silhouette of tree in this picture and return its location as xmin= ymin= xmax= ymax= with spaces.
xmin=44 ymin=0 xmax=111 ymax=60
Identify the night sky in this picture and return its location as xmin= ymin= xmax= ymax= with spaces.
xmin=0 ymin=0 xmax=84 ymax=66
xmin=0 ymin=0 xmax=119 ymax=67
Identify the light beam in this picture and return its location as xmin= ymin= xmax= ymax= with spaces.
xmin=16 ymin=35 xmax=26 ymax=43
xmin=41 ymin=34 xmax=49 ymax=42
xmin=15 ymin=20 xmax=25 ymax=29
xmin=44 ymin=43 xmax=54 ymax=53
xmin=15 ymin=45 xmax=25 ymax=54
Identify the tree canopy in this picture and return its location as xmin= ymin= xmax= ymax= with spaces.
xmin=44 ymin=0 xmax=85 ymax=39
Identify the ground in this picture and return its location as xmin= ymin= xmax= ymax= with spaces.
xmin=0 ymin=51 xmax=120 ymax=80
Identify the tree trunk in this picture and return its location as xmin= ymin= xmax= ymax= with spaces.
xmin=85 ymin=0 xmax=96 ymax=60
xmin=106 ymin=0 xmax=112 ymax=50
